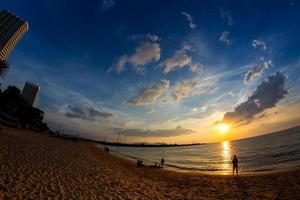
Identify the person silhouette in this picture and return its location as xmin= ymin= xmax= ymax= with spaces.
xmin=137 ymin=160 xmax=140 ymax=167
xmin=232 ymin=155 xmax=239 ymax=176
xmin=161 ymin=158 xmax=165 ymax=168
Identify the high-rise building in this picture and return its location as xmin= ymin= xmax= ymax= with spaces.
xmin=0 ymin=10 xmax=29 ymax=61
xmin=22 ymin=81 xmax=40 ymax=107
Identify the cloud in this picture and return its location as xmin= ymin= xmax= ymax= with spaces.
xmin=189 ymin=63 xmax=204 ymax=73
xmin=112 ymin=39 xmax=161 ymax=74
xmin=65 ymin=105 xmax=86 ymax=119
xmin=113 ymin=55 xmax=128 ymax=74
xmin=162 ymin=46 xmax=191 ymax=73
xmin=127 ymin=80 xmax=170 ymax=105
xmin=227 ymin=91 xmax=237 ymax=97
xmin=171 ymin=80 xmax=206 ymax=102
xmin=220 ymin=9 xmax=233 ymax=26
xmin=160 ymin=45 xmax=204 ymax=74
xmin=129 ymin=33 xmax=160 ymax=42
xmin=65 ymin=104 xmax=114 ymax=122
xmin=182 ymin=12 xmax=197 ymax=29
xmin=244 ymin=60 xmax=272 ymax=84
xmin=190 ymin=108 xmax=198 ymax=112
xmin=217 ymin=72 xmax=288 ymax=125
xmin=252 ymin=39 xmax=267 ymax=50
xmin=112 ymin=125 xmax=194 ymax=137
xmin=146 ymin=34 xmax=160 ymax=42
xmin=129 ymin=42 xmax=161 ymax=73
xmin=100 ymin=0 xmax=115 ymax=12
xmin=88 ymin=107 xmax=114 ymax=118
xmin=219 ymin=31 xmax=231 ymax=45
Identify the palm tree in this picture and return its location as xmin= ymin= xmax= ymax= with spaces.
xmin=0 ymin=60 xmax=9 ymax=78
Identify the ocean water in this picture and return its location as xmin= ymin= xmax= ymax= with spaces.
xmin=103 ymin=126 xmax=300 ymax=175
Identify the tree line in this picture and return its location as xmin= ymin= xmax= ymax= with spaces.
xmin=0 ymin=85 xmax=49 ymax=132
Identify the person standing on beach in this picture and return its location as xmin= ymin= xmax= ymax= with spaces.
xmin=232 ymin=155 xmax=239 ymax=176
xmin=161 ymin=158 xmax=165 ymax=168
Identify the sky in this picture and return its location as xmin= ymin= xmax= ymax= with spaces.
xmin=1 ymin=0 xmax=300 ymax=143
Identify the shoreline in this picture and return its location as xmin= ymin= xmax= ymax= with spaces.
xmin=101 ymin=144 xmax=300 ymax=177
xmin=1 ymin=127 xmax=300 ymax=199
xmin=101 ymin=143 xmax=300 ymax=176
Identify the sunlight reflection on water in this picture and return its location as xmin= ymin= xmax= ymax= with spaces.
xmin=105 ymin=127 xmax=300 ymax=174
xmin=221 ymin=141 xmax=231 ymax=175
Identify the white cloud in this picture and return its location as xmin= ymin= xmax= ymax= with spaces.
xmin=190 ymin=108 xmax=198 ymax=112
xmin=129 ymin=33 xmax=160 ymax=42
xmin=112 ymin=39 xmax=161 ymax=74
xmin=146 ymin=33 xmax=160 ymax=42
xmin=162 ymin=48 xmax=191 ymax=73
xmin=100 ymin=0 xmax=115 ymax=12
xmin=244 ymin=60 xmax=272 ymax=84
xmin=189 ymin=63 xmax=204 ymax=73
xmin=219 ymin=31 xmax=231 ymax=45
xmin=160 ymin=45 xmax=204 ymax=74
xmin=252 ymin=39 xmax=267 ymax=50
xmin=190 ymin=106 xmax=207 ymax=112
xmin=170 ymin=80 xmax=206 ymax=102
xmin=228 ymin=91 xmax=237 ymax=97
xmin=182 ymin=12 xmax=197 ymax=29
xmin=220 ymin=9 xmax=233 ymax=26
xmin=129 ymin=42 xmax=161 ymax=73
xmin=113 ymin=55 xmax=128 ymax=74
xmin=127 ymin=80 xmax=170 ymax=105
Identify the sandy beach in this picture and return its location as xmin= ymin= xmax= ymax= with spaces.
xmin=0 ymin=127 xmax=300 ymax=199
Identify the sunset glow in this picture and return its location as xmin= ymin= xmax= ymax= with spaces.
xmin=1 ymin=1 xmax=300 ymax=144
xmin=1 ymin=1 xmax=300 ymax=199
xmin=218 ymin=124 xmax=230 ymax=134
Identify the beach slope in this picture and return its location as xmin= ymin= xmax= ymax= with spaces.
xmin=1 ymin=127 xmax=300 ymax=199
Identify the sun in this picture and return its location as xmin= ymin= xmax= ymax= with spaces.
xmin=218 ymin=123 xmax=230 ymax=134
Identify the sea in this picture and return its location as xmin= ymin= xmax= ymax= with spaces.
xmin=103 ymin=126 xmax=300 ymax=175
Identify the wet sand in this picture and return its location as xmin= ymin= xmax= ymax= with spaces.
xmin=1 ymin=127 xmax=300 ymax=199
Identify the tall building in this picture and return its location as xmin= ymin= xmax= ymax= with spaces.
xmin=22 ymin=81 xmax=40 ymax=107
xmin=0 ymin=10 xmax=29 ymax=61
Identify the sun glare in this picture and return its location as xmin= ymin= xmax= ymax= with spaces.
xmin=218 ymin=123 xmax=230 ymax=134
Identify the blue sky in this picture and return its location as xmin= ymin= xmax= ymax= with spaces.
xmin=1 ymin=0 xmax=300 ymax=143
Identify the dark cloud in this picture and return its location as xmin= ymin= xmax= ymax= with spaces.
xmin=65 ymin=105 xmax=86 ymax=119
xmin=88 ymin=108 xmax=114 ymax=118
xmin=112 ymin=126 xmax=194 ymax=137
xmin=244 ymin=60 xmax=272 ymax=84
xmin=65 ymin=105 xmax=114 ymax=121
xmin=218 ymin=72 xmax=288 ymax=125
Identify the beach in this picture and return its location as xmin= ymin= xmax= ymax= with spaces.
xmin=1 ymin=127 xmax=300 ymax=199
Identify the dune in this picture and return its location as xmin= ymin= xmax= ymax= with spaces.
xmin=0 ymin=127 xmax=299 ymax=199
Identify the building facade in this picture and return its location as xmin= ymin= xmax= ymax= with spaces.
xmin=22 ymin=81 xmax=40 ymax=107
xmin=0 ymin=10 xmax=29 ymax=61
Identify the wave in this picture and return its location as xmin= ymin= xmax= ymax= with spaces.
xmin=101 ymin=126 xmax=300 ymax=175
xmin=165 ymin=164 xmax=222 ymax=172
